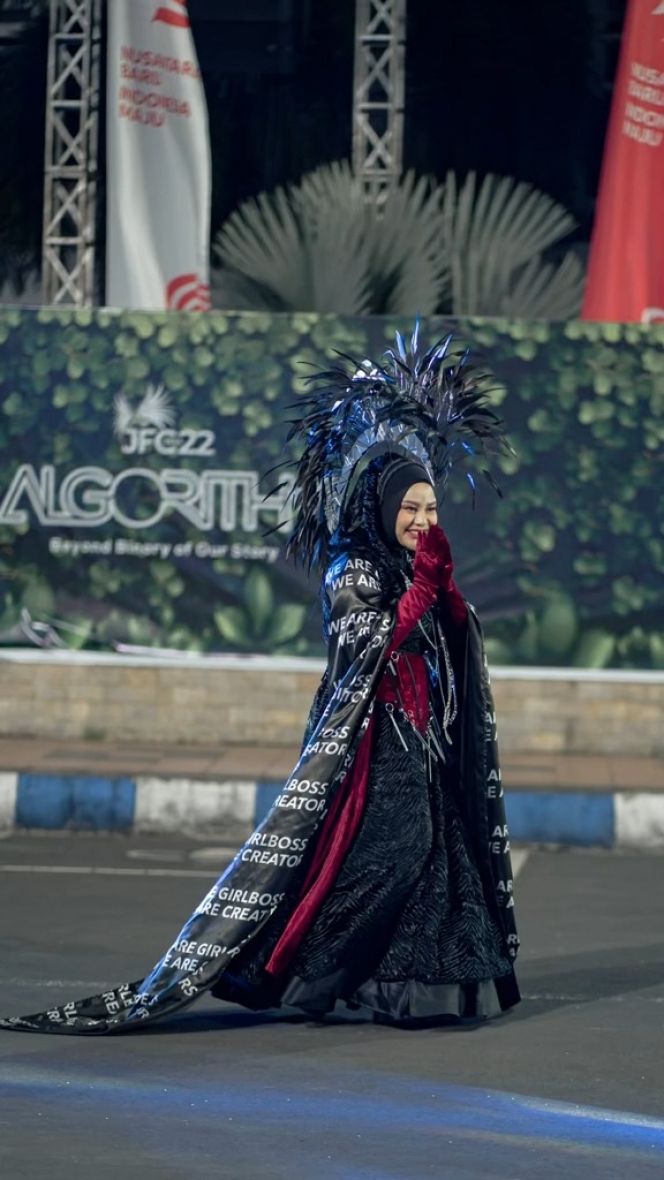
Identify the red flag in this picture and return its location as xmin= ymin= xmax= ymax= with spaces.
xmin=582 ymin=1 xmax=664 ymax=322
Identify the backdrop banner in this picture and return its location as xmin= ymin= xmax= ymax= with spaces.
xmin=0 ymin=309 xmax=663 ymax=669
xmin=582 ymin=0 xmax=664 ymax=323
xmin=106 ymin=0 xmax=211 ymax=311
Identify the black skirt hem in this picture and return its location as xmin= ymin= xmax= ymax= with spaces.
xmin=280 ymin=967 xmax=520 ymax=1025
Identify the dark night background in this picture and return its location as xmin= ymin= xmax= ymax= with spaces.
xmin=0 ymin=0 xmax=628 ymax=292
xmin=196 ymin=0 xmax=626 ymax=243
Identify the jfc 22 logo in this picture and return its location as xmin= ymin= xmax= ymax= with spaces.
xmin=113 ymin=384 xmax=216 ymax=456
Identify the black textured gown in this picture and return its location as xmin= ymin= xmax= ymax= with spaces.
xmin=216 ymin=608 xmax=517 ymax=1026
xmin=284 ymin=639 xmax=515 ymax=1022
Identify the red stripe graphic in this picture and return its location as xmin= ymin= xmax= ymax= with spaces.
xmin=165 ymin=274 xmax=211 ymax=312
xmin=153 ymin=1 xmax=189 ymax=29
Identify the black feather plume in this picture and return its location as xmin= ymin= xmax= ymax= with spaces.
xmin=279 ymin=325 xmax=512 ymax=572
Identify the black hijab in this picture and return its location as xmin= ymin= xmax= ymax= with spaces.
xmin=378 ymin=457 xmax=434 ymax=548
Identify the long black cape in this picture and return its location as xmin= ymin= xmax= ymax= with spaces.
xmin=0 ymin=556 xmax=519 ymax=1034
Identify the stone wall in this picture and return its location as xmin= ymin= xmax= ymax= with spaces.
xmin=1 ymin=655 xmax=663 ymax=757
xmin=492 ymin=674 xmax=664 ymax=757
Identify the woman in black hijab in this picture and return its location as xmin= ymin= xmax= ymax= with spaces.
xmin=254 ymin=452 xmax=520 ymax=1025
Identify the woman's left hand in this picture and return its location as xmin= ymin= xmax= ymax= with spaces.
xmin=415 ymin=524 xmax=454 ymax=591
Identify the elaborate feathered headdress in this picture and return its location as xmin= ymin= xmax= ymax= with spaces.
xmin=280 ymin=324 xmax=512 ymax=572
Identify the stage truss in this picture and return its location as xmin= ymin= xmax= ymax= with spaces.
xmin=39 ymin=0 xmax=407 ymax=303
xmin=41 ymin=0 xmax=101 ymax=306
xmin=352 ymin=0 xmax=406 ymax=199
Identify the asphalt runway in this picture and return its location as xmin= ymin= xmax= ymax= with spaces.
xmin=0 ymin=832 xmax=663 ymax=1179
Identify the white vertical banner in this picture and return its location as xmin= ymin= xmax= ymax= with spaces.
xmin=106 ymin=0 xmax=211 ymax=310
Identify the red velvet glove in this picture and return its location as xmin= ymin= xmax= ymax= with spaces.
xmin=413 ymin=523 xmax=454 ymax=592
xmin=388 ymin=525 xmax=465 ymax=654
xmin=422 ymin=524 xmax=467 ymax=628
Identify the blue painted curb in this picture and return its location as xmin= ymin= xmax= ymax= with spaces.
xmin=16 ymin=774 xmax=136 ymax=831
xmin=506 ymin=791 xmax=615 ymax=848
xmin=0 ymin=771 xmax=662 ymax=848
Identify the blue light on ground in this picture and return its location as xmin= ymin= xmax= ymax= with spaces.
xmin=4 ymin=1061 xmax=663 ymax=1171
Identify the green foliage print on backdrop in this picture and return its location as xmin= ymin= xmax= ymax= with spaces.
xmin=0 ymin=308 xmax=663 ymax=667
xmin=0 ymin=307 xmax=372 ymax=658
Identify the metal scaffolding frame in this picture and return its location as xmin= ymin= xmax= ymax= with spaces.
xmin=352 ymin=0 xmax=406 ymax=199
xmin=37 ymin=0 xmax=406 ymax=302
xmin=41 ymin=0 xmax=101 ymax=306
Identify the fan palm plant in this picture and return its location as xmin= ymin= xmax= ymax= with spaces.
xmin=213 ymin=160 xmax=448 ymax=316
xmin=212 ymin=160 xmax=585 ymax=320
xmin=440 ymin=171 xmax=585 ymax=318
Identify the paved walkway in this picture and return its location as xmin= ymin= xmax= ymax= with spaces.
xmin=1 ymin=841 xmax=663 ymax=1178
xmin=1 ymin=735 xmax=663 ymax=790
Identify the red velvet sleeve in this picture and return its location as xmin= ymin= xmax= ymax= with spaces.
xmin=386 ymin=578 xmax=438 ymax=656
xmin=387 ymin=578 xmax=467 ymax=657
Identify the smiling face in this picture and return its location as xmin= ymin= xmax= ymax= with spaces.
xmin=394 ymin=481 xmax=438 ymax=551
